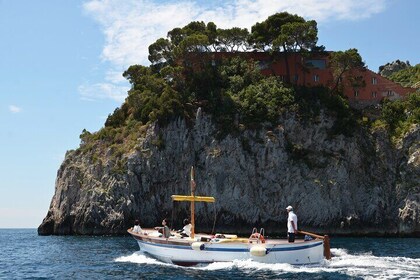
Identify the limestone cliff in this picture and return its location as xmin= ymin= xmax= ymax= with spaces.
xmin=38 ymin=110 xmax=420 ymax=236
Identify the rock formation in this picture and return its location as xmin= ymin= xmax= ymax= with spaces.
xmin=38 ymin=110 xmax=420 ymax=236
xmin=379 ymin=60 xmax=411 ymax=77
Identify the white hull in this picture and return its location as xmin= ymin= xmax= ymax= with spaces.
xmin=129 ymin=229 xmax=325 ymax=265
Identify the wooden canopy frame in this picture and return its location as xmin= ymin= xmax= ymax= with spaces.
xmin=171 ymin=167 xmax=215 ymax=238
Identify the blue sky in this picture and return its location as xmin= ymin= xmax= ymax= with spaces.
xmin=0 ymin=0 xmax=418 ymax=228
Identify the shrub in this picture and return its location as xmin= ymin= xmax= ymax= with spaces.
xmin=380 ymin=92 xmax=420 ymax=140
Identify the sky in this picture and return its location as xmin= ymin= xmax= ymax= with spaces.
xmin=0 ymin=0 xmax=419 ymax=228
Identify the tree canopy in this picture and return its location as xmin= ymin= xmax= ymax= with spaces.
xmin=99 ymin=12 xmax=415 ymax=142
xmin=249 ymin=12 xmax=319 ymax=53
xmin=329 ymin=49 xmax=366 ymax=93
xmin=388 ymin=64 xmax=420 ymax=89
xmin=148 ymin=12 xmax=321 ymax=71
xmin=106 ymin=13 xmax=361 ymax=130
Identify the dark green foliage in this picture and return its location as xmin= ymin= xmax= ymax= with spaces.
xmin=325 ymin=95 xmax=356 ymax=136
xmin=388 ymin=64 xmax=420 ymax=88
xmin=250 ymin=12 xmax=319 ymax=83
xmin=105 ymin=103 xmax=129 ymax=128
xmin=94 ymin=127 xmax=118 ymax=142
xmin=153 ymin=86 xmax=185 ymax=126
xmin=123 ymin=65 xmax=153 ymax=87
xmin=234 ymin=77 xmax=294 ymax=124
xmin=104 ymin=14 xmax=324 ymax=135
xmin=381 ymin=99 xmax=406 ymax=130
xmin=294 ymin=86 xmax=357 ymax=136
xmin=106 ymin=51 xmax=360 ymax=141
xmin=274 ymin=20 xmax=318 ymax=52
xmin=148 ymin=38 xmax=173 ymax=71
xmin=217 ymin=27 xmax=250 ymax=52
xmin=250 ymin=12 xmax=306 ymax=49
xmin=213 ymin=57 xmax=294 ymax=130
xmin=79 ymin=129 xmax=91 ymax=144
xmin=381 ymin=92 xmax=420 ymax=138
xmin=82 ymin=14 xmax=380 ymax=154
xmin=122 ymin=64 xmax=185 ymax=125
xmin=329 ymin=49 xmax=365 ymax=93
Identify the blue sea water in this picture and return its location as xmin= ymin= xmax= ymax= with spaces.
xmin=1 ymin=229 xmax=419 ymax=279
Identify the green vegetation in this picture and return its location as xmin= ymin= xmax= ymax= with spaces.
xmin=250 ymin=12 xmax=319 ymax=83
xmin=374 ymin=60 xmax=420 ymax=141
xmin=293 ymin=86 xmax=357 ymax=136
xmin=107 ymin=12 xmax=328 ymax=132
xmin=379 ymin=60 xmax=419 ymax=89
xmin=388 ymin=64 xmax=420 ymax=88
xmin=329 ymin=49 xmax=365 ymax=93
xmin=376 ymin=92 xmax=420 ymax=141
xmin=76 ymin=12 xmax=418 ymax=166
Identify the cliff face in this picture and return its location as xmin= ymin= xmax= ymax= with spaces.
xmin=38 ymin=110 xmax=420 ymax=236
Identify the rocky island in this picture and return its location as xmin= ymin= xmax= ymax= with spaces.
xmin=38 ymin=13 xmax=419 ymax=236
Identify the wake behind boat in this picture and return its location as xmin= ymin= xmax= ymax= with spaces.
xmin=128 ymin=167 xmax=331 ymax=266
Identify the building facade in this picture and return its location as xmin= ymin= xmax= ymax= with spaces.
xmin=193 ymin=52 xmax=413 ymax=107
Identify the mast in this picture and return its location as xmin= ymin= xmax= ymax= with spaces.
xmin=171 ymin=166 xmax=215 ymax=239
xmin=190 ymin=166 xmax=196 ymax=238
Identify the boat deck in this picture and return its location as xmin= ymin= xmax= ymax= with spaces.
xmin=128 ymin=228 xmax=320 ymax=245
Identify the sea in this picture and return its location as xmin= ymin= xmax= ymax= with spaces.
xmin=1 ymin=229 xmax=419 ymax=279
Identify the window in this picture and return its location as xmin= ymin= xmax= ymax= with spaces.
xmin=338 ymin=77 xmax=343 ymax=83
xmin=257 ymin=60 xmax=269 ymax=70
xmin=294 ymin=75 xmax=299 ymax=82
xmin=371 ymin=91 xmax=377 ymax=98
xmin=354 ymin=90 xmax=359 ymax=97
xmin=305 ymin=59 xmax=326 ymax=69
xmin=313 ymin=75 xmax=320 ymax=82
xmin=387 ymin=90 xmax=394 ymax=96
xmin=372 ymin=77 xmax=377 ymax=85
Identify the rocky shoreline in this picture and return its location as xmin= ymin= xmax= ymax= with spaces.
xmin=38 ymin=111 xmax=420 ymax=236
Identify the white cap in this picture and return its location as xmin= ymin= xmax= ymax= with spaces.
xmin=286 ymin=205 xmax=293 ymax=211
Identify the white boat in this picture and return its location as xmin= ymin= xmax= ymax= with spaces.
xmin=128 ymin=167 xmax=330 ymax=266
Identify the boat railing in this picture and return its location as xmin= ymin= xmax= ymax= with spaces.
xmin=297 ymin=230 xmax=331 ymax=260
xmin=249 ymin=227 xmax=266 ymax=244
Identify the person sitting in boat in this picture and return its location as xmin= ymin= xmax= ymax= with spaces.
xmin=132 ymin=220 xmax=142 ymax=234
xmin=286 ymin=205 xmax=298 ymax=243
xmin=154 ymin=218 xmax=171 ymax=238
xmin=178 ymin=218 xmax=192 ymax=238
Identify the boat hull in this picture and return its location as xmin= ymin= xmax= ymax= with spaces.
xmin=131 ymin=232 xmax=324 ymax=265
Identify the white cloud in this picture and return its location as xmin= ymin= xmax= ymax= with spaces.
xmin=9 ymin=105 xmax=22 ymax=113
xmin=82 ymin=0 xmax=387 ymax=101
xmin=78 ymin=83 xmax=129 ymax=102
xmin=105 ymin=69 xmax=128 ymax=84
xmin=84 ymin=0 xmax=200 ymax=67
xmin=84 ymin=0 xmax=386 ymax=68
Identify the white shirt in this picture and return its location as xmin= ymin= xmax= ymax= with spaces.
xmin=133 ymin=225 xmax=142 ymax=233
xmin=182 ymin=223 xmax=192 ymax=236
xmin=287 ymin=211 xmax=298 ymax=233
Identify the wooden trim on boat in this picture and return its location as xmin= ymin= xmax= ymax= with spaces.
xmin=297 ymin=230 xmax=331 ymax=260
xmin=297 ymin=230 xmax=323 ymax=239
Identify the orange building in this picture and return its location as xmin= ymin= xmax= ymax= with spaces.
xmin=190 ymin=52 xmax=413 ymax=107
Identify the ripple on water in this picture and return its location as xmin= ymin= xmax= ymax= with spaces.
xmin=1 ymin=230 xmax=419 ymax=280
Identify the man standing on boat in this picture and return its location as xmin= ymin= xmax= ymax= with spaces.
xmin=286 ymin=205 xmax=298 ymax=242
